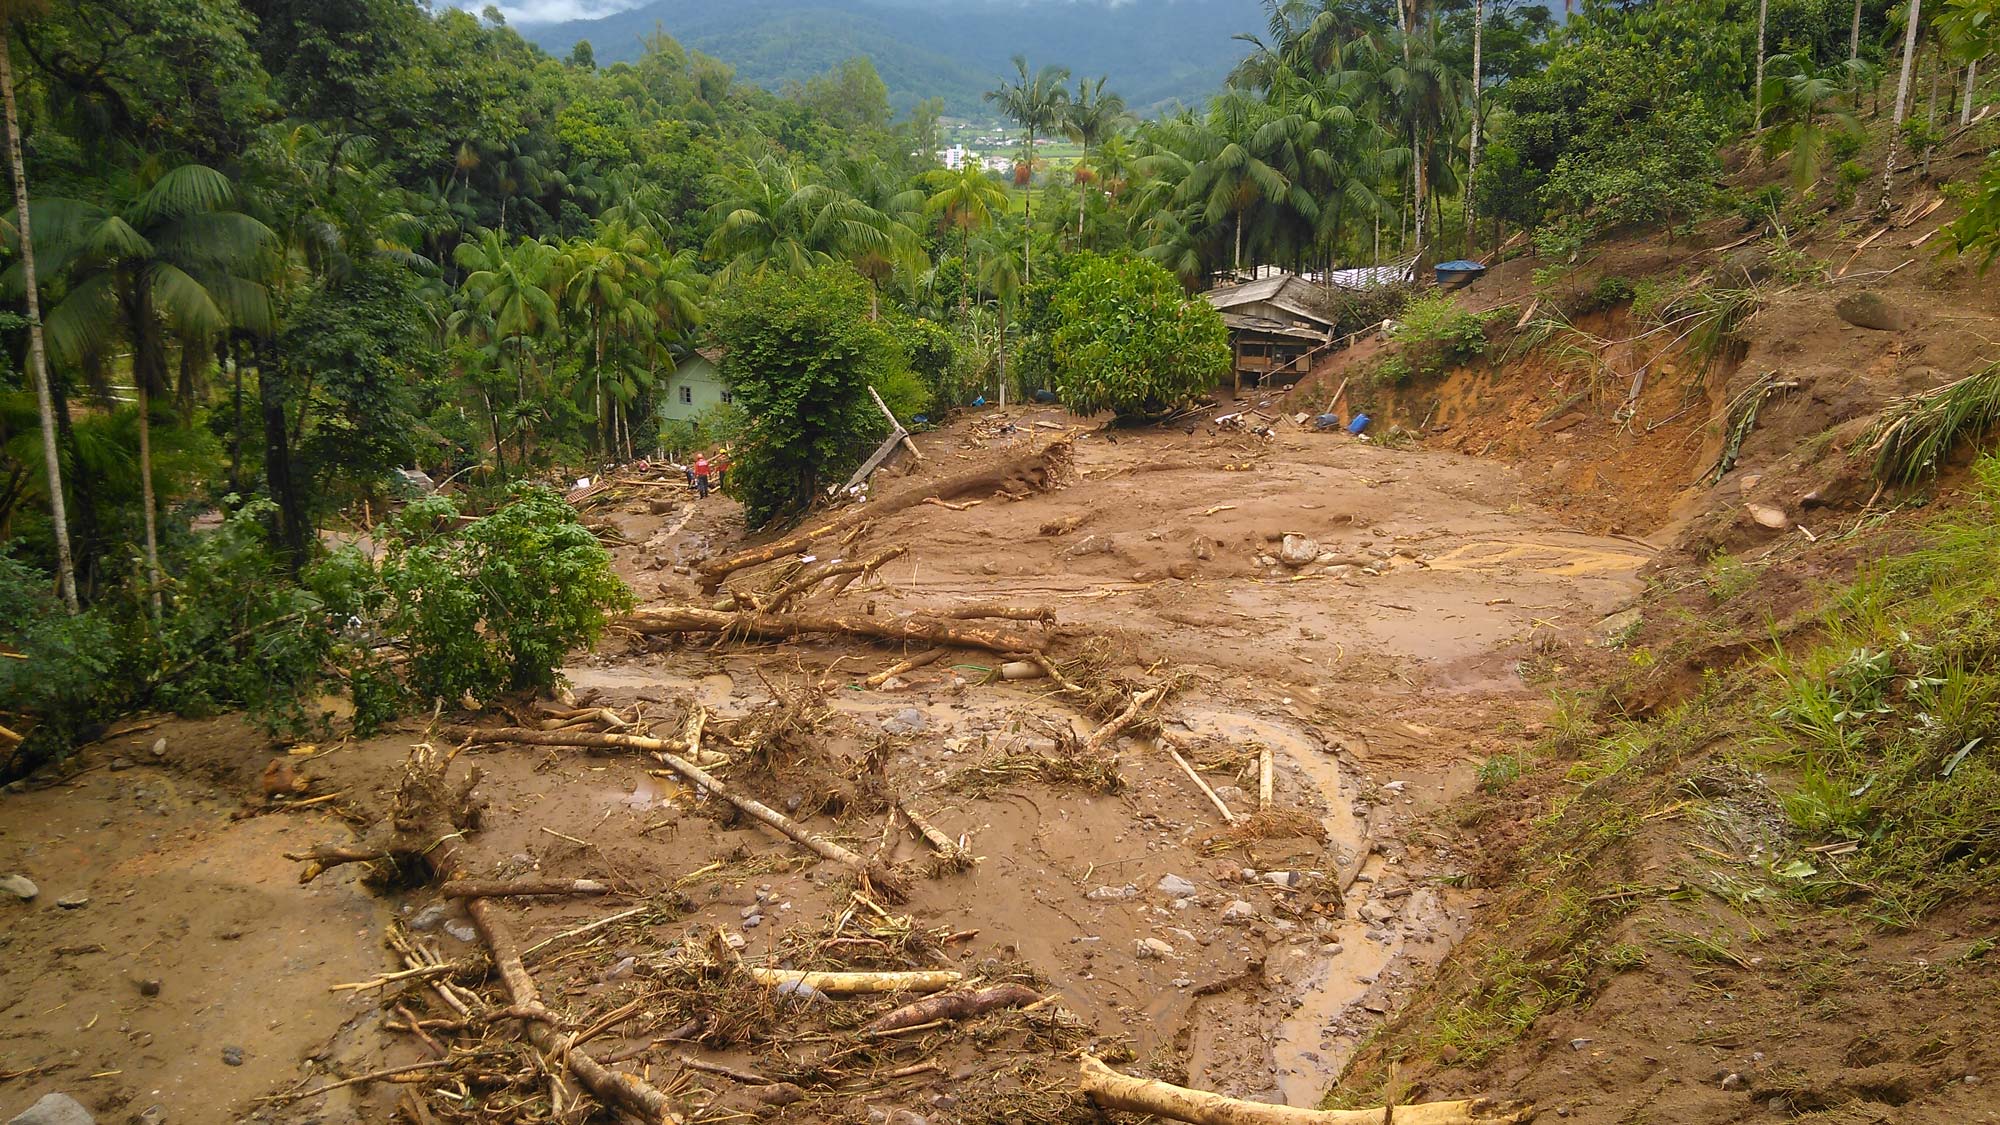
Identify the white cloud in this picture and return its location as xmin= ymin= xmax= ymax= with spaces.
xmin=442 ymin=0 xmax=647 ymax=24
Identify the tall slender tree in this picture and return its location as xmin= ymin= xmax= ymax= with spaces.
xmin=1063 ymin=77 xmax=1132 ymax=239
xmin=985 ymin=56 xmax=1071 ymax=284
xmin=1881 ymin=0 xmax=1926 ymax=210
xmin=0 ymin=0 xmax=76 ymax=611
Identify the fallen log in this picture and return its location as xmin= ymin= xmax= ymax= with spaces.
xmin=936 ymin=603 xmax=1056 ymax=625
xmin=440 ymin=879 xmax=613 ymax=899
xmin=860 ymin=983 xmax=1042 ymax=1035
xmin=695 ymin=516 xmax=854 ymax=590
xmin=1078 ymin=1056 xmax=1534 ymax=1125
xmin=894 ymin=796 xmax=974 ymax=870
xmin=438 ymin=725 xmax=727 ymax=767
xmin=622 ymin=605 xmax=1043 ymax=656
xmin=1082 ymin=688 xmax=1160 ymax=752
xmin=1164 ymin=738 xmax=1238 ymax=826
xmin=745 ymin=967 xmax=961 ymax=994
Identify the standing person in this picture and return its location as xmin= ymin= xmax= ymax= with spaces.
xmin=713 ymin=447 xmax=730 ymax=490
xmin=692 ymin=452 xmax=711 ymax=499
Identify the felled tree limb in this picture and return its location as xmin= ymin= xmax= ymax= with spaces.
xmin=936 ymin=603 xmax=1056 ymax=625
xmin=284 ymin=845 xmax=388 ymax=884
xmin=1082 ymin=688 xmax=1161 ymax=752
xmin=695 ymin=516 xmax=855 ymax=590
xmin=860 ymin=984 xmax=1042 ymax=1035
xmin=1164 ymin=739 xmax=1238 ymax=826
xmin=745 ymin=967 xmax=961 ymax=994
xmin=864 ymin=648 xmax=946 ymax=688
xmin=438 ymin=725 xmax=727 ymax=767
xmin=895 ymin=797 xmax=974 ymax=870
xmin=1078 ymin=1056 xmax=1534 ymax=1125
xmin=648 ymin=740 xmax=907 ymax=902
xmin=623 ymin=605 xmax=1042 ymax=656
xmin=760 ymin=546 xmax=908 ymax=612
xmin=440 ymin=879 xmax=613 ymax=899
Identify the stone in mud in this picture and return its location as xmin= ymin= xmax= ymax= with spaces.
xmin=0 ymin=874 xmax=36 ymax=901
xmin=1212 ymin=785 xmax=1246 ymax=806
xmin=880 ymin=708 xmax=928 ymax=735
xmin=1135 ymin=938 xmax=1176 ymax=959
xmin=1278 ymin=535 xmax=1321 ymax=567
xmin=221 ymin=1046 xmax=244 ymax=1067
xmin=1358 ymin=901 xmax=1395 ymax=924
xmin=55 ymin=893 xmax=88 ymax=909
xmin=442 ymin=919 xmax=478 ymax=943
xmin=409 ymin=902 xmax=450 ymax=932
xmin=6 ymin=1094 xmax=93 ymax=1125
xmin=1085 ymin=884 xmax=1140 ymax=901
xmin=1747 ymin=503 xmax=1789 ymax=529
xmin=1835 ymin=291 xmax=1905 ymax=331
xmin=1155 ymin=874 xmax=1199 ymax=898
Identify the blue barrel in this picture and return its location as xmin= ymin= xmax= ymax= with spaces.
xmin=1347 ymin=413 xmax=1371 ymax=435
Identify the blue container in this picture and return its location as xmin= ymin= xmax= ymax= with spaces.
xmin=1435 ymin=259 xmax=1487 ymax=288
xmin=1347 ymin=413 xmax=1372 ymax=435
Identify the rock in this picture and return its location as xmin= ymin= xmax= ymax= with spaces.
xmin=442 ymin=919 xmax=478 ymax=943
xmin=135 ymin=1105 xmax=167 ymax=1125
xmin=409 ymin=903 xmax=451 ymax=932
xmin=1358 ymin=901 xmax=1395 ymax=924
xmin=1155 ymin=874 xmax=1199 ymax=899
xmin=56 ymin=893 xmax=88 ymax=909
xmin=149 ymin=738 xmax=168 ymax=758
xmin=109 ymin=758 xmax=133 ymax=772
xmin=742 ymin=913 xmax=763 ymax=928
xmin=880 ymin=708 xmax=928 ymax=736
xmin=722 ymin=931 xmax=747 ymax=951
xmin=753 ymin=1083 xmax=807 ymax=1107
xmin=1135 ymin=938 xmax=1176 ymax=960
xmin=1278 ymin=535 xmax=1321 ymax=567
xmin=1835 ymin=291 xmax=1905 ymax=331
xmin=1720 ymin=1072 xmax=1745 ymax=1091
xmin=1597 ymin=607 xmax=1643 ymax=646
xmin=1256 ymin=554 xmax=1278 ymax=567
xmin=1320 ymin=942 xmax=1344 ymax=955
xmin=1747 ymin=503 xmax=1789 ymax=530
xmin=774 ymin=979 xmax=826 ymax=1006
xmin=1086 ymin=884 xmax=1140 ymax=901
xmin=1570 ymin=1038 xmax=1592 ymax=1051
xmin=1212 ymin=785 xmax=1246 ymax=806
xmin=740 ymin=904 xmax=763 ymax=919
xmin=1063 ymin=534 xmax=1113 ymax=558
xmin=221 ymin=1046 xmax=245 ymax=1067
xmin=998 ymin=661 xmax=1045 ymax=681
xmin=603 ymin=956 xmax=636 ymax=981
xmin=136 ymin=978 xmax=162 ymax=997
xmin=0 ymin=874 xmax=37 ymax=901
xmin=885 ymin=1113 xmax=927 ymax=1125
xmin=1221 ymin=900 xmax=1260 ymax=922
xmin=6 ymin=1093 xmax=94 ymax=1125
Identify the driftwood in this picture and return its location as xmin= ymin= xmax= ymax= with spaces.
xmin=695 ymin=515 xmax=855 ymax=590
xmin=646 ymin=737 xmax=908 ymax=902
xmin=864 ymin=648 xmax=946 ymax=688
xmin=936 ymin=603 xmax=1056 ymax=625
xmin=1259 ymin=745 xmax=1274 ymax=812
xmin=441 ymin=725 xmax=697 ymax=759
xmin=1078 ymin=1056 xmax=1534 ymax=1125
xmin=860 ymin=983 xmax=1042 ymax=1035
xmin=284 ymin=844 xmax=388 ymax=883
xmin=1082 ymin=688 xmax=1160 ymax=752
xmin=894 ymin=797 xmax=974 ymax=870
xmin=439 ymin=879 xmax=612 ymax=899
xmin=745 ymin=967 xmax=961 ymax=994
xmin=1164 ymin=738 xmax=1238 ymax=826
xmin=623 ymin=605 xmax=1043 ymax=656
xmin=760 ymin=546 xmax=908 ymax=612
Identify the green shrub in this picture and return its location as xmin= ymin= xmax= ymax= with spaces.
xmin=710 ymin=265 xmax=907 ymax=527
xmin=1046 ymin=252 xmax=1231 ymax=417
xmin=0 ymin=552 xmax=121 ymax=778
xmin=1389 ymin=292 xmax=1491 ymax=379
xmin=379 ymin=486 xmax=632 ymax=704
xmin=1591 ymin=275 xmax=1635 ymax=308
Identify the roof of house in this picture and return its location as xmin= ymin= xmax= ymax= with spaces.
xmin=1201 ymin=272 xmax=1342 ymax=328
xmin=1219 ymin=312 xmax=1330 ymax=341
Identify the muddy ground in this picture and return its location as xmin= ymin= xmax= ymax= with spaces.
xmin=1 ymin=409 xmax=1648 ymax=1123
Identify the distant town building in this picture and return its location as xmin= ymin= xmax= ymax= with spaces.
xmin=941 ymin=144 xmax=971 ymax=170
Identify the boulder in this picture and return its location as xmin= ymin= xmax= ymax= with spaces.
xmin=1835 ymin=291 xmax=1905 ymax=332
xmin=1747 ymin=503 xmax=1790 ymax=530
xmin=1155 ymin=874 xmax=1199 ymax=898
xmin=8 ymin=1094 xmax=94 ymax=1125
xmin=1278 ymin=535 xmax=1322 ymax=567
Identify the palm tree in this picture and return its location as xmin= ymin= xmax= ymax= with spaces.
xmin=1761 ymin=54 xmax=1866 ymax=190
xmin=1063 ymin=77 xmax=1132 ymax=239
xmin=922 ymin=165 xmax=1009 ymax=308
xmin=985 ymin=56 xmax=1071 ymax=283
xmin=31 ymin=163 xmax=274 ymax=613
xmin=0 ymin=1 xmax=76 ymax=610
xmin=971 ymin=227 xmax=1022 ymax=405
xmin=455 ymin=230 xmax=560 ymax=463
xmin=1189 ymin=93 xmax=1291 ymax=274
xmin=704 ymin=156 xmax=913 ymax=283
xmin=557 ymin=221 xmax=658 ymax=455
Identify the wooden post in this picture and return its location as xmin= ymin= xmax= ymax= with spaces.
xmin=867 ymin=384 xmax=922 ymax=462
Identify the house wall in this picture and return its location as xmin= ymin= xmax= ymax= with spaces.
xmin=658 ymin=357 xmax=735 ymax=423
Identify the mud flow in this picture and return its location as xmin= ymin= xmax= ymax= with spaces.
xmin=2 ymin=413 xmax=1644 ymax=1123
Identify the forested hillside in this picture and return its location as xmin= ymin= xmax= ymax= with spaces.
xmin=514 ymin=0 xmax=1271 ymax=113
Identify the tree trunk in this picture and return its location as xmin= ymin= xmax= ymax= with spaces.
xmin=48 ymin=372 xmax=99 ymax=594
xmin=1966 ymin=60 xmax=1980 ymax=125
xmin=228 ymin=336 xmax=243 ymax=496
xmin=1755 ymin=0 xmax=1771 ymax=129
xmin=258 ymin=343 xmax=310 ymax=571
xmin=176 ymin=338 xmax=198 ymax=421
xmin=1923 ymin=40 xmax=1941 ymax=177
xmin=1850 ymin=0 xmax=1863 ymax=61
xmin=1 ymin=37 xmax=78 ymax=611
xmin=1879 ymin=0 xmax=1923 ymax=212
xmin=996 ymin=297 xmax=1009 ymax=407
xmin=135 ymin=377 xmax=162 ymax=617
xmin=1022 ymin=133 xmax=1034 ymax=286
xmin=1467 ymin=0 xmax=1483 ymax=255
xmin=1234 ymin=213 xmax=1243 ymax=273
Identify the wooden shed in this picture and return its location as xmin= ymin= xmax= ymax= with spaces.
xmin=1201 ymin=273 xmax=1341 ymax=391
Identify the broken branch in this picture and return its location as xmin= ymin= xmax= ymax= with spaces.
xmin=1078 ymin=1055 xmax=1533 ymax=1125
xmin=745 ymin=967 xmax=961 ymax=994
xmin=622 ymin=605 xmax=1043 ymax=656
xmin=860 ymin=983 xmax=1043 ymax=1035
xmin=439 ymin=879 xmax=613 ymax=899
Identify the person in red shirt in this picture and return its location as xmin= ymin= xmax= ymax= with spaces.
xmin=712 ymin=447 xmax=730 ymax=490
xmin=692 ymin=453 xmax=711 ymax=499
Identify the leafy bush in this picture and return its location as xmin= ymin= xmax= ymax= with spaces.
xmin=709 ymin=265 xmax=907 ymax=527
xmin=1389 ymin=292 xmax=1491 ymax=379
xmin=0 ymin=552 xmax=120 ymax=778
xmin=1046 ymin=252 xmax=1230 ymax=417
xmin=896 ymin=316 xmax=961 ymax=419
xmin=379 ymin=486 xmax=632 ymax=704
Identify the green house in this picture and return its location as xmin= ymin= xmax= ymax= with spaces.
xmin=658 ymin=349 xmax=734 ymax=423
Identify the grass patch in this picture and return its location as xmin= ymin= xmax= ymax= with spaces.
xmin=1861 ymin=360 xmax=2000 ymax=484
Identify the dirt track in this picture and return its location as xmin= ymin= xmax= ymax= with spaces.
xmin=0 ymin=410 xmax=1653 ymax=1123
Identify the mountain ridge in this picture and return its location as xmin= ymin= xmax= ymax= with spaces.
xmin=513 ymin=0 xmax=1268 ymax=115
